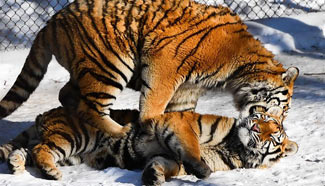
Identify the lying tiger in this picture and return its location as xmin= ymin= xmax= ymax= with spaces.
xmin=0 ymin=106 xmax=297 ymax=186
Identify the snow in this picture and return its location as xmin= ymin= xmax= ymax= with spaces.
xmin=0 ymin=12 xmax=325 ymax=186
xmin=197 ymin=0 xmax=325 ymax=20
xmin=246 ymin=12 xmax=325 ymax=54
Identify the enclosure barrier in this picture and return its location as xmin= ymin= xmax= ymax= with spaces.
xmin=1 ymin=0 xmax=324 ymax=50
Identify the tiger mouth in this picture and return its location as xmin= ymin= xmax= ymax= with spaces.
xmin=247 ymin=127 xmax=260 ymax=149
xmin=250 ymin=124 xmax=260 ymax=133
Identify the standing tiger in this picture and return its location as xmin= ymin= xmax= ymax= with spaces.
xmin=0 ymin=0 xmax=299 ymax=137
xmin=0 ymin=106 xmax=298 ymax=185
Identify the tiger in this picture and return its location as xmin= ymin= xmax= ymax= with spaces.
xmin=0 ymin=0 xmax=299 ymax=138
xmin=0 ymin=106 xmax=298 ymax=185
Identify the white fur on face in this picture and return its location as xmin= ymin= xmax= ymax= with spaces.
xmin=238 ymin=127 xmax=250 ymax=147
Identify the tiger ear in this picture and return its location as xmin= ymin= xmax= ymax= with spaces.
xmin=266 ymin=106 xmax=283 ymax=118
xmin=282 ymin=67 xmax=299 ymax=85
xmin=284 ymin=140 xmax=298 ymax=156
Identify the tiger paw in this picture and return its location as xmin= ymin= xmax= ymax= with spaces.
xmin=33 ymin=144 xmax=63 ymax=180
xmin=142 ymin=162 xmax=165 ymax=186
xmin=7 ymin=148 xmax=27 ymax=175
xmin=183 ymin=159 xmax=212 ymax=179
xmin=38 ymin=164 xmax=62 ymax=180
xmin=121 ymin=123 xmax=132 ymax=134
xmin=110 ymin=123 xmax=132 ymax=138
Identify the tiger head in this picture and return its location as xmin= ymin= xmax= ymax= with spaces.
xmin=234 ymin=66 xmax=299 ymax=121
xmin=237 ymin=106 xmax=298 ymax=168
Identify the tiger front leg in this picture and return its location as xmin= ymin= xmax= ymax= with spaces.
xmin=139 ymin=61 xmax=210 ymax=179
xmin=139 ymin=57 xmax=184 ymax=123
xmin=152 ymin=112 xmax=212 ymax=179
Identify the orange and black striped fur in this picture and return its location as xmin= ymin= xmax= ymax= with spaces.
xmin=0 ymin=107 xmax=298 ymax=185
xmin=0 ymin=0 xmax=299 ymax=137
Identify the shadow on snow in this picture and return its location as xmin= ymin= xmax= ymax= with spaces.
xmin=254 ymin=17 xmax=325 ymax=59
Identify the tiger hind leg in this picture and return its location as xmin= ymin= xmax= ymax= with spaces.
xmin=0 ymin=144 xmax=14 ymax=163
xmin=76 ymin=64 xmax=133 ymax=137
xmin=57 ymin=155 xmax=83 ymax=166
xmin=165 ymin=84 xmax=205 ymax=113
xmin=142 ymin=155 xmax=181 ymax=186
xmin=0 ymin=125 xmax=39 ymax=163
xmin=32 ymin=144 xmax=62 ymax=180
xmin=58 ymin=80 xmax=81 ymax=110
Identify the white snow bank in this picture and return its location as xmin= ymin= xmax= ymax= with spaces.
xmin=246 ymin=12 xmax=325 ymax=54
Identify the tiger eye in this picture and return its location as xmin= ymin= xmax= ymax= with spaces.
xmin=282 ymin=90 xmax=288 ymax=95
xmin=251 ymin=89 xmax=258 ymax=94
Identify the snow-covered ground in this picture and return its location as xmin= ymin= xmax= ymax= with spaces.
xmin=0 ymin=12 xmax=325 ymax=186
